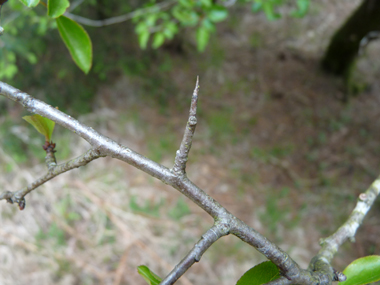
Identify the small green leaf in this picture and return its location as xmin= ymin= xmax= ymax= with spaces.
xmin=56 ymin=16 xmax=92 ymax=73
xmin=162 ymin=21 xmax=178 ymax=39
xmin=18 ymin=0 xmax=39 ymax=7
xmin=48 ymin=0 xmax=70 ymax=18
xmin=23 ymin=114 xmax=55 ymax=142
xmin=207 ymin=5 xmax=228 ymax=23
xmin=201 ymin=18 xmax=215 ymax=31
xmin=340 ymin=256 xmax=380 ymax=285
xmin=138 ymin=30 xmax=150 ymax=49
xmin=135 ymin=21 xmax=148 ymax=33
xmin=236 ymin=261 xmax=280 ymax=285
xmin=291 ymin=0 xmax=309 ymax=17
xmin=152 ymin=33 xmax=165 ymax=49
xmin=172 ymin=6 xmax=199 ymax=26
xmin=200 ymin=0 xmax=212 ymax=7
xmin=262 ymin=2 xmax=281 ymax=21
xmin=178 ymin=0 xmax=195 ymax=8
xmin=196 ymin=26 xmax=210 ymax=52
xmin=137 ymin=265 xmax=162 ymax=285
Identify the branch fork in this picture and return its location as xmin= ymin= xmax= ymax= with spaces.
xmin=0 ymin=79 xmax=379 ymax=285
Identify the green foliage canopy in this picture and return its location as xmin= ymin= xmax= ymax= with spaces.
xmin=0 ymin=0 xmax=309 ymax=79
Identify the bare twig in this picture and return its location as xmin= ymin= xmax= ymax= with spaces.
xmin=0 ymin=80 xmax=302 ymax=281
xmin=307 ymin=176 xmax=380 ymax=281
xmin=161 ymin=225 xmax=224 ymax=285
xmin=1 ymin=80 xmax=363 ymax=285
xmin=172 ymin=77 xmax=199 ymax=175
xmin=64 ymin=0 xmax=175 ymax=27
xmin=0 ymin=148 xmax=104 ymax=208
xmin=68 ymin=0 xmax=85 ymax=12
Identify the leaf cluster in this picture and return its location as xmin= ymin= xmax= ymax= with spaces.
xmin=1 ymin=0 xmax=92 ymax=75
xmin=0 ymin=0 xmax=311 ymax=79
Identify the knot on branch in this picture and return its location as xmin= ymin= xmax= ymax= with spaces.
xmin=215 ymin=219 xmax=231 ymax=236
xmin=359 ymin=193 xmax=367 ymax=201
xmin=43 ymin=141 xmax=56 ymax=153
xmin=5 ymin=193 xmax=26 ymax=210
xmin=188 ymin=116 xmax=197 ymax=126
xmin=43 ymin=141 xmax=57 ymax=170
xmin=333 ymin=269 xmax=347 ymax=282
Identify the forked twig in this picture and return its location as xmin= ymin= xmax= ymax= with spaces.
xmin=1 ymin=79 xmax=379 ymax=285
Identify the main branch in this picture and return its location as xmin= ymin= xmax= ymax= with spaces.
xmin=2 ymin=80 xmax=362 ymax=285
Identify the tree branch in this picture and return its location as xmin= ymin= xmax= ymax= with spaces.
xmin=68 ymin=0 xmax=85 ymax=12
xmin=0 ymin=148 xmax=104 ymax=209
xmin=264 ymin=176 xmax=380 ymax=285
xmin=1 ymin=80 xmax=350 ymax=284
xmin=0 ymin=80 xmax=302 ymax=281
xmin=161 ymin=224 xmax=224 ymax=285
xmin=64 ymin=0 xmax=176 ymax=27
xmin=172 ymin=77 xmax=199 ymax=175
xmin=307 ymin=175 xmax=380 ymax=281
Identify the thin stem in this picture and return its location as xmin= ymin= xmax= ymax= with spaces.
xmin=172 ymin=77 xmax=199 ymax=175
xmin=0 ymin=148 xmax=104 ymax=208
xmin=68 ymin=0 xmax=85 ymax=12
xmin=64 ymin=0 xmax=175 ymax=27
xmin=307 ymin=175 xmax=380 ymax=278
xmin=160 ymin=225 xmax=224 ymax=285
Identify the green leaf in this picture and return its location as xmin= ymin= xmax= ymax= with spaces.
xmin=262 ymin=1 xmax=281 ymax=21
xmin=56 ymin=16 xmax=92 ymax=73
xmin=340 ymin=256 xmax=380 ymax=285
xmin=23 ymin=114 xmax=55 ymax=142
xmin=172 ymin=6 xmax=199 ymax=26
xmin=18 ymin=0 xmax=39 ymax=7
xmin=207 ymin=5 xmax=228 ymax=23
xmin=201 ymin=18 xmax=215 ymax=31
xmin=162 ymin=21 xmax=178 ymax=39
xmin=48 ymin=0 xmax=70 ymax=18
xmin=135 ymin=21 xmax=148 ymax=33
xmin=200 ymin=0 xmax=212 ymax=7
xmin=137 ymin=265 xmax=162 ymax=285
xmin=138 ymin=30 xmax=150 ymax=49
xmin=236 ymin=261 xmax=280 ymax=285
xmin=179 ymin=0 xmax=195 ymax=8
xmin=152 ymin=33 xmax=165 ymax=49
xmin=291 ymin=0 xmax=309 ymax=17
xmin=196 ymin=26 xmax=210 ymax=52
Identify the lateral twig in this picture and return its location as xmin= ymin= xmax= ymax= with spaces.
xmin=160 ymin=224 xmax=224 ymax=285
xmin=64 ymin=0 xmax=175 ymax=27
xmin=307 ymin=175 xmax=380 ymax=282
xmin=172 ymin=77 xmax=199 ymax=175
xmin=0 ymin=148 xmax=104 ymax=209
xmin=264 ymin=176 xmax=380 ymax=285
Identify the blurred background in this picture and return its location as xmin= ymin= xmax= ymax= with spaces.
xmin=1 ymin=0 xmax=380 ymax=284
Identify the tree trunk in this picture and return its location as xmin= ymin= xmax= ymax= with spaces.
xmin=321 ymin=0 xmax=380 ymax=77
